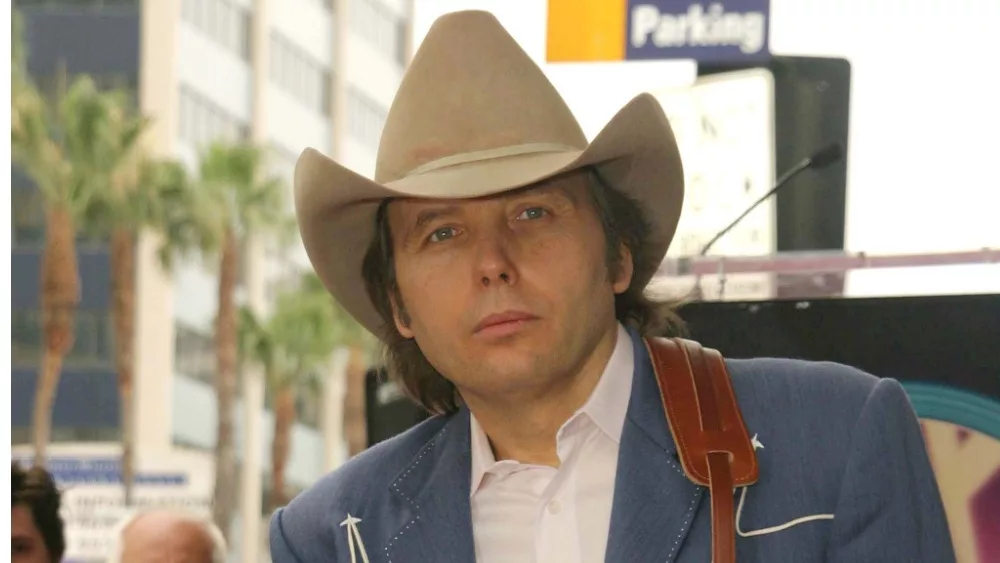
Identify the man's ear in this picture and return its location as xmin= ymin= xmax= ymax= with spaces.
xmin=612 ymin=243 xmax=634 ymax=295
xmin=390 ymin=293 xmax=415 ymax=338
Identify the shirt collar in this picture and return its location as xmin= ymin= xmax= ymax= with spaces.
xmin=469 ymin=323 xmax=635 ymax=496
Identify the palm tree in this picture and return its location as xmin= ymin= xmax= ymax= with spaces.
xmin=193 ymin=142 xmax=291 ymax=539
xmin=297 ymin=275 xmax=374 ymax=457
xmin=85 ymin=146 xmax=203 ymax=505
xmin=239 ymin=273 xmax=340 ymax=511
xmin=72 ymin=83 xmax=147 ymax=505
xmin=11 ymin=64 xmax=126 ymax=466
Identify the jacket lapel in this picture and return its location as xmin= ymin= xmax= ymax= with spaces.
xmin=385 ymin=409 xmax=476 ymax=563
xmin=604 ymin=331 xmax=705 ymax=563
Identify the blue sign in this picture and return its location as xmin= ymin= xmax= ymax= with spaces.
xmin=626 ymin=0 xmax=771 ymax=63
xmin=12 ymin=457 xmax=189 ymax=486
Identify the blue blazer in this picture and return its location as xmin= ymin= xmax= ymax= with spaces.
xmin=269 ymin=330 xmax=955 ymax=562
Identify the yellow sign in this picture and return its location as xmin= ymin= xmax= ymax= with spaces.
xmin=547 ymin=0 xmax=628 ymax=62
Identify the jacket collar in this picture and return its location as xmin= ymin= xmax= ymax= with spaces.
xmin=386 ymin=409 xmax=476 ymax=563
xmin=386 ymin=329 xmax=704 ymax=563
xmin=603 ymin=329 xmax=703 ymax=563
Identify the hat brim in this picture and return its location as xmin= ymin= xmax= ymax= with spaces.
xmin=294 ymin=93 xmax=685 ymax=338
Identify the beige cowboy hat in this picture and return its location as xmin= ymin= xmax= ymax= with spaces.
xmin=295 ymin=10 xmax=685 ymax=339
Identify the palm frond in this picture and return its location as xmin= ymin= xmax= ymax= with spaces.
xmin=145 ymin=160 xmax=226 ymax=271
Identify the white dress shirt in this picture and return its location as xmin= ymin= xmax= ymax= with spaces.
xmin=469 ymin=324 xmax=635 ymax=563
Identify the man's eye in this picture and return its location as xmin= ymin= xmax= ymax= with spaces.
xmin=428 ymin=227 xmax=456 ymax=243
xmin=517 ymin=207 xmax=548 ymax=221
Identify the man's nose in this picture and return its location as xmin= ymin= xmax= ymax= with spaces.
xmin=473 ymin=230 xmax=518 ymax=288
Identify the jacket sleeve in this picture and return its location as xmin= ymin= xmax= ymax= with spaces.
xmin=269 ymin=507 xmax=312 ymax=563
xmin=825 ymin=378 xmax=956 ymax=562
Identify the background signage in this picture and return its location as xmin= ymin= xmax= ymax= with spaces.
xmin=648 ymin=68 xmax=777 ymax=301
xmin=548 ymin=0 xmax=771 ymax=63
xmin=12 ymin=452 xmax=212 ymax=562
xmin=627 ymin=1 xmax=770 ymax=62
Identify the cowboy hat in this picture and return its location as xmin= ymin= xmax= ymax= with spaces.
xmin=295 ymin=10 xmax=684 ymax=339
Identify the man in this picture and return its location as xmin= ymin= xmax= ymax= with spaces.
xmin=109 ymin=510 xmax=227 ymax=563
xmin=270 ymin=10 xmax=954 ymax=563
xmin=12 ymin=463 xmax=65 ymax=563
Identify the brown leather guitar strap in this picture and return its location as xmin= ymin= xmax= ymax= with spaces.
xmin=644 ymin=337 xmax=759 ymax=563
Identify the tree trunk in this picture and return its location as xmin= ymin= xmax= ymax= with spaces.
xmin=33 ymin=204 xmax=80 ymax=467
xmin=269 ymin=385 xmax=296 ymax=513
xmin=343 ymin=347 xmax=369 ymax=457
xmin=212 ymin=229 xmax=240 ymax=541
xmin=110 ymin=227 xmax=137 ymax=505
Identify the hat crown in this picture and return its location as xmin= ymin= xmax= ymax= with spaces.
xmin=375 ymin=11 xmax=588 ymax=184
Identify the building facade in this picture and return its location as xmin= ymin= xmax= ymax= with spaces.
xmin=11 ymin=0 xmax=411 ymax=560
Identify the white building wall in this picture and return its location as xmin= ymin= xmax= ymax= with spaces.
xmin=172 ymin=261 xmax=219 ymax=333
xmin=344 ymin=32 xmax=403 ymax=110
xmin=133 ymin=0 xmax=184 ymax=453
xmin=176 ymin=24 xmax=253 ymax=122
xmin=266 ymin=85 xmax=332 ymax=156
xmin=377 ymin=0 xmax=408 ymax=18
xmin=269 ymin=0 xmax=335 ymax=68
xmin=339 ymin=135 xmax=378 ymax=178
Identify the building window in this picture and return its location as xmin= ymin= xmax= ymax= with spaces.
xmin=347 ymin=87 xmax=387 ymax=148
xmin=175 ymin=323 xmax=215 ymax=386
xmin=269 ymin=32 xmax=332 ymax=116
xmin=11 ymin=426 xmax=120 ymax=445
xmin=68 ymin=311 xmax=114 ymax=364
xmin=12 ymin=310 xmax=113 ymax=367
xmin=177 ymin=85 xmax=250 ymax=147
xmin=12 ymin=311 xmax=44 ymax=366
xmin=12 ymin=188 xmax=45 ymax=248
xmin=11 ymin=186 xmax=108 ymax=248
xmin=181 ymin=0 xmax=252 ymax=60
xmin=16 ymin=0 xmax=138 ymax=6
xmin=351 ymin=0 xmax=406 ymax=66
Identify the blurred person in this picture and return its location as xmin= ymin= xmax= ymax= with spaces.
xmin=108 ymin=509 xmax=226 ymax=563
xmin=12 ymin=462 xmax=65 ymax=563
xmin=269 ymin=10 xmax=955 ymax=563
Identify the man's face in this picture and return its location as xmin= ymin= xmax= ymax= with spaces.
xmin=11 ymin=505 xmax=51 ymax=563
xmin=388 ymin=171 xmax=633 ymax=403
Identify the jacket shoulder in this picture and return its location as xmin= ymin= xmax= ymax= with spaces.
xmin=723 ymin=356 xmax=916 ymax=476
xmin=726 ymin=356 xmax=884 ymax=404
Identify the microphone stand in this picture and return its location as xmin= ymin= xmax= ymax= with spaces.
xmin=689 ymin=143 xmax=843 ymax=301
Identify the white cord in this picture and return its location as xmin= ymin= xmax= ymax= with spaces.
xmin=341 ymin=514 xmax=371 ymax=563
xmin=736 ymin=486 xmax=835 ymax=537
xmin=735 ymin=435 xmax=835 ymax=537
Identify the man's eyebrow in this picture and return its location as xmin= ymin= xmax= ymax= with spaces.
xmin=412 ymin=205 xmax=461 ymax=231
xmin=507 ymin=179 xmax=582 ymax=206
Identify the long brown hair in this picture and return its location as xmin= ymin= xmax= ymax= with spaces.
xmin=12 ymin=462 xmax=65 ymax=563
xmin=361 ymin=168 xmax=685 ymax=415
